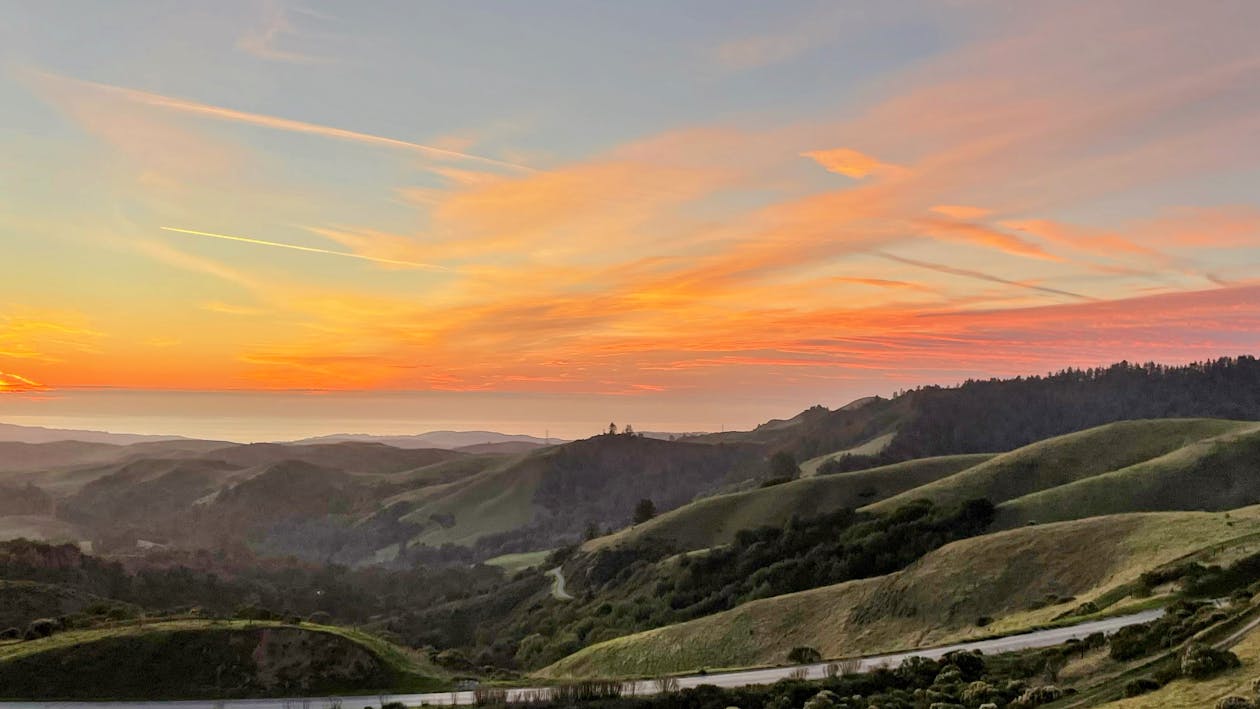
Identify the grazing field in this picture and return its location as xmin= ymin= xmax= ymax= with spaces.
xmin=0 ymin=619 xmax=446 ymax=700
xmin=586 ymin=454 xmax=992 ymax=552
xmin=1101 ymin=623 xmax=1260 ymax=707
xmin=543 ymin=507 xmax=1260 ymax=679
xmin=485 ymin=549 xmax=552 ymax=573
xmin=864 ymin=419 xmax=1255 ymax=515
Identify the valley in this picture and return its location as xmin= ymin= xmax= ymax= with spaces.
xmin=2 ymin=358 xmax=1260 ymax=707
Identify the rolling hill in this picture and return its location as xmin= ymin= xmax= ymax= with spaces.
xmin=542 ymin=507 xmax=1260 ymax=679
xmin=863 ymin=418 xmax=1256 ymax=515
xmin=0 ymin=620 xmax=445 ymax=699
xmin=585 ymin=453 xmax=993 ymax=553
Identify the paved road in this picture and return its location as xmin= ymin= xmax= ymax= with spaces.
xmin=546 ymin=567 xmax=573 ymax=601
xmin=0 ymin=609 xmax=1162 ymax=709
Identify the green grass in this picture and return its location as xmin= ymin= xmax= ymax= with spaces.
xmin=486 ymin=549 xmax=553 ymax=573
xmin=586 ymin=454 xmax=992 ymax=552
xmin=864 ymin=419 xmax=1255 ymax=516
xmin=0 ymin=618 xmax=447 ymax=700
xmin=995 ymin=425 xmax=1260 ymax=528
xmin=799 ymin=432 xmax=897 ymax=476
xmin=542 ymin=506 xmax=1260 ymax=679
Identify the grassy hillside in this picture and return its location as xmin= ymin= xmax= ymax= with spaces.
xmin=0 ymin=619 xmax=446 ymax=700
xmin=799 ymin=432 xmax=896 ymax=476
xmin=0 ymin=622 xmax=442 ymax=699
xmin=377 ymin=434 xmax=761 ymax=552
xmin=1100 ymin=627 xmax=1260 ymax=708
xmin=865 ymin=419 xmax=1253 ymax=515
xmin=586 ymin=454 xmax=992 ymax=552
xmin=996 ymin=425 xmax=1260 ymax=528
xmin=542 ymin=508 xmax=1260 ymax=679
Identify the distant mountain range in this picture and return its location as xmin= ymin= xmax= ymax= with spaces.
xmin=292 ymin=430 xmax=563 ymax=449
xmin=0 ymin=423 xmax=188 ymax=446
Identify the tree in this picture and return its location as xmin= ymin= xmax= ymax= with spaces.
xmin=583 ymin=521 xmax=601 ymax=541
xmin=769 ymin=451 xmax=800 ymax=480
xmin=607 ymin=422 xmax=618 ymax=436
xmin=623 ymin=424 xmax=635 ymax=436
xmin=633 ymin=498 xmax=656 ymax=524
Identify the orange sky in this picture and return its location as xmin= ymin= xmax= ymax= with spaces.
xmin=2 ymin=1 xmax=1259 ymax=436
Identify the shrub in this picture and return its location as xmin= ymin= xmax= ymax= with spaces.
xmin=1217 ymin=697 xmax=1254 ymax=709
xmin=1182 ymin=642 xmax=1241 ymax=679
xmin=802 ymin=690 xmax=839 ymax=709
xmin=1124 ymin=677 xmax=1161 ymax=697
xmin=23 ymin=618 xmax=58 ymax=640
xmin=1015 ymin=685 xmax=1063 ymax=706
xmin=307 ymin=611 xmax=332 ymax=624
xmin=788 ymin=646 xmax=823 ymax=664
xmin=0 ymin=627 xmax=20 ymax=640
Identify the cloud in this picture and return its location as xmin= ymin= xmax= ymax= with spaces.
xmin=237 ymin=0 xmax=334 ymax=64
xmin=28 ymin=70 xmax=536 ymax=173
xmin=875 ymin=252 xmax=1093 ymax=300
xmin=160 ymin=226 xmax=451 ymax=271
xmin=0 ymin=371 xmax=46 ymax=393
xmin=802 ymin=148 xmax=902 ymax=179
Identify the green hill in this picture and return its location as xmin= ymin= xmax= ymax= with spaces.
xmin=542 ymin=507 xmax=1260 ymax=679
xmin=864 ymin=419 xmax=1255 ymax=515
xmin=0 ymin=620 xmax=446 ymax=700
xmin=996 ymin=424 xmax=1260 ymax=528
xmin=585 ymin=454 xmax=992 ymax=552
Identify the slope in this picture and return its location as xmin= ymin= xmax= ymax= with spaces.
xmin=996 ymin=424 xmax=1260 ymax=528
xmin=542 ymin=507 xmax=1260 ymax=679
xmin=0 ymin=619 xmax=445 ymax=699
xmin=585 ymin=454 xmax=992 ymax=553
xmin=864 ymin=419 xmax=1253 ymax=515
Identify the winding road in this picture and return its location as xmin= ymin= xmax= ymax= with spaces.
xmin=546 ymin=567 xmax=573 ymax=601
xmin=0 ymin=609 xmax=1163 ymax=709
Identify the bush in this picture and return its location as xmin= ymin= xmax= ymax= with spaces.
xmin=1182 ymin=643 xmax=1241 ymax=679
xmin=802 ymin=689 xmax=839 ymax=709
xmin=1015 ymin=685 xmax=1063 ymax=706
xmin=1217 ymin=697 xmax=1254 ymax=709
xmin=788 ymin=646 xmax=823 ymax=664
xmin=1124 ymin=677 xmax=1161 ymax=697
xmin=23 ymin=618 xmax=58 ymax=640
xmin=0 ymin=627 xmax=20 ymax=640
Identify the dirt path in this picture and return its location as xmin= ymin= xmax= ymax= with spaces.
xmin=547 ymin=566 xmax=573 ymax=600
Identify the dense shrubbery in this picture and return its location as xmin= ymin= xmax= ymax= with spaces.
xmin=403 ymin=499 xmax=995 ymax=670
xmin=1108 ymin=600 xmax=1227 ymax=661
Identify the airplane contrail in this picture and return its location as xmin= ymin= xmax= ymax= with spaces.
xmin=33 ymin=70 xmax=537 ymax=174
xmin=160 ymin=227 xmax=450 ymax=271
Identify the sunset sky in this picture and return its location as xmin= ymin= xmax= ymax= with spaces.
xmin=2 ymin=1 xmax=1260 ymax=440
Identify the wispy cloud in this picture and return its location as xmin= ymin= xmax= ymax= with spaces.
xmin=160 ymin=227 xmax=452 ymax=271
xmin=237 ymin=0 xmax=334 ymax=64
xmin=28 ymin=70 xmax=536 ymax=173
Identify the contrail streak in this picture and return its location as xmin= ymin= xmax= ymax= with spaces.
xmin=34 ymin=70 xmax=536 ymax=173
xmin=160 ymin=227 xmax=450 ymax=271
xmin=876 ymin=252 xmax=1094 ymax=300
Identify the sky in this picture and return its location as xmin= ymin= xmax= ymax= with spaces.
xmin=2 ymin=0 xmax=1260 ymax=440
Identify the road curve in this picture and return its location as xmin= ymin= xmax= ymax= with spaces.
xmin=0 ymin=609 xmax=1162 ymax=709
xmin=546 ymin=566 xmax=573 ymax=601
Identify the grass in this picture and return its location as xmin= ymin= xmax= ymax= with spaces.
xmin=799 ymin=432 xmax=897 ymax=476
xmin=0 ymin=618 xmax=447 ymax=700
xmin=486 ymin=549 xmax=553 ymax=573
xmin=995 ymin=425 xmax=1260 ymax=528
xmin=542 ymin=506 xmax=1260 ymax=679
xmin=864 ymin=419 xmax=1255 ymax=516
xmin=585 ymin=454 xmax=992 ymax=552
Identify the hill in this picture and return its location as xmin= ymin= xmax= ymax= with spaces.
xmin=996 ymin=424 xmax=1260 ymax=528
xmin=294 ymin=430 xmax=558 ymax=449
xmin=699 ymin=357 xmax=1260 ymax=468
xmin=542 ymin=507 xmax=1260 ymax=678
xmin=0 ymin=422 xmax=188 ymax=445
xmin=863 ymin=418 xmax=1255 ymax=515
xmin=0 ymin=620 xmax=445 ymax=699
xmin=585 ymin=454 xmax=992 ymax=552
